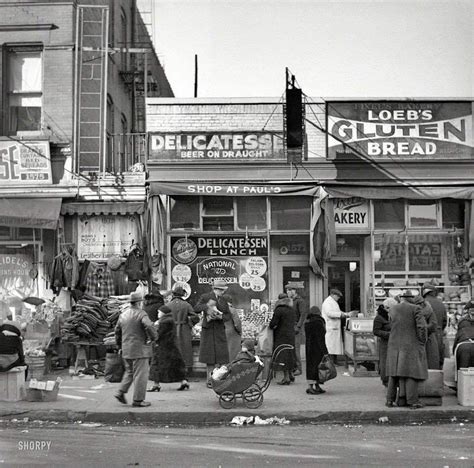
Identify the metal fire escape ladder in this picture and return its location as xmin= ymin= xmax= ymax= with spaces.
xmin=74 ymin=5 xmax=109 ymax=175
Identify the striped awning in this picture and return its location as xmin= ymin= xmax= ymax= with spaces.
xmin=60 ymin=202 xmax=145 ymax=216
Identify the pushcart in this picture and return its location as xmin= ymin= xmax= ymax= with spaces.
xmin=211 ymin=344 xmax=294 ymax=409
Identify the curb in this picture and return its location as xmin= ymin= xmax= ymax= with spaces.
xmin=1 ymin=408 xmax=473 ymax=426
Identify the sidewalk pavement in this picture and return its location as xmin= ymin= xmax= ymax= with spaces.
xmin=0 ymin=367 xmax=472 ymax=426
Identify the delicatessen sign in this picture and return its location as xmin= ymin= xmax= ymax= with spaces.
xmin=327 ymin=101 xmax=473 ymax=159
xmin=170 ymin=235 xmax=269 ymax=314
xmin=149 ymin=132 xmax=285 ymax=160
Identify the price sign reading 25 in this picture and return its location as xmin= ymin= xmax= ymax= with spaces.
xmin=0 ymin=145 xmax=20 ymax=180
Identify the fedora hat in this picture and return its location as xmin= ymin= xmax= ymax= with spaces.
xmin=129 ymin=291 xmax=144 ymax=303
xmin=330 ymin=288 xmax=343 ymax=297
xmin=284 ymin=283 xmax=298 ymax=291
xmin=212 ymin=279 xmax=228 ymax=291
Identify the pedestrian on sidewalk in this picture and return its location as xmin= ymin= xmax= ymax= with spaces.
xmin=149 ymin=305 xmax=189 ymax=392
xmin=453 ymin=302 xmax=474 ymax=369
xmin=386 ymin=290 xmax=428 ymax=409
xmin=194 ymin=280 xmax=230 ymax=387
xmin=285 ymin=284 xmax=308 ymax=377
xmin=114 ymin=292 xmax=157 ymax=407
xmin=413 ymin=295 xmax=440 ymax=369
xmin=321 ymin=289 xmax=350 ymax=364
xmin=269 ymin=293 xmax=296 ymax=385
xmin=143 ymin=292 xmax=164 ymax=322
xmin=373 ymin=299 xmax=395 ymax=386
xmin=304 ymin=306 xmax=328 ymax=394
xmin=222 ymin=294 xmax=242 ymax=362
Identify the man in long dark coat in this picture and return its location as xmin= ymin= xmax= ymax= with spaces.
xmin=386 ymin=291 xmax=428 ymax=409
xmin=194 ymin=279 xmax=230 ymax=387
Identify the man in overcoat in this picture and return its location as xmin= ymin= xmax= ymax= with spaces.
xmin=194 ymin=279 xmax=230 ymax=386
xmin=386 ymin=291 xmax=428 ymax=409
xmin=114 ymin=292 xmax=157 ymax=407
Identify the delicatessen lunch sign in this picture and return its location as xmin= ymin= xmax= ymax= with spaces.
xmin=149 ymin=131 xmax=285 ymax=161
xmin=327 ymin=101 xmax=473 ymax=159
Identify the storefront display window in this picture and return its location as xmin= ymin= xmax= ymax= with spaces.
xmin=236 ymin=197 xmax=267 ymax=230
xmin=442 ymin=200 xmax=465 ymax=229
xmin=408 ymin=234 xmax=442 ymax=271
xmin=170 ymin=196 xmax=200 ymax=230
xmin=374 ymin=233 xmax=406 ymax=271
xmin=271 ymin=197 xmax=311 ymax=230
xmin=373 ymin=200 xmax=404 ymax=230
xmin=202 ymin=198 xmax=233 ymax=231
xmin=408 ymin=201 xmax=439 ymax=228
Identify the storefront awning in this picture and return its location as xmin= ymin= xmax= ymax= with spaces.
xmin=0 ymin=198 xmax=61 ymax=229
xmin=61 ymin=202 xmax=145 ymax=216
xmin=149 ymin=181 xmax=321 ymax=196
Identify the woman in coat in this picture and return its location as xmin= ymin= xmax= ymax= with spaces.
xmin=413 ymin=295 xmax=440 ymax=369
xmin=222 ymin=294 xmax=242 ymax=362
xmin=304 ymin=306 xmax=328 ymax=394
xmin=149 ymin=306 xmax=189 ymax=392
xmin=269 ymin=293 xmax=296 ymax=385
xmin=167 ymin=287 xmax=200 ymax=375
xmin=386 ymin=292 xmax=428 ymax=409
xmin=143 ymin=292 xmax=164 ymax=322
xmin=373 ymin=301 xmax=393 ymax=386
xmin=194 ymin=280 xmax=230 ymax=387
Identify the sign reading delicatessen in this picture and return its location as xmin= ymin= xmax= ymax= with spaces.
xmin=170 ymin=235 xmax=269 ymax=311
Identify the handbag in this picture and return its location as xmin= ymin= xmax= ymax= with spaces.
xmin=318 ymin=354 xmax=337 ymax=383
xmin=104 ymin=352 xmax=125 ymax=383
xmin=257 ymin=325 xmax=274 ymax=356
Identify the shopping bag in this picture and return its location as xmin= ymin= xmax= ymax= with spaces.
xmin=257 ymin=325 xmax=274 ymax=356
xmin=318 ymin=355 xmax=337 ymax=383
xmin=104 ymin=352 xmax=125 ymax=383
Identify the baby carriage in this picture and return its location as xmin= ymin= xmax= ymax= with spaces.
xmin=211 ymin=344 xmax=294 ymax=409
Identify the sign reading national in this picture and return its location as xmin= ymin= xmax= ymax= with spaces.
xmin=327 ymin=101 xmax=473 ymax=160
xmin=149 ymin=132 xmax=285 ymax=161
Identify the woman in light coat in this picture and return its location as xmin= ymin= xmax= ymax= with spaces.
xmin=321 ymin=289 xmax=349 ymax=361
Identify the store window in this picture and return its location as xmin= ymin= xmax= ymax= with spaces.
xmin=0 ymin=226 xmax=11 ymax=239
xmin=170 ymin=196 xmax=200 ymax=230
xmin=408 ymin=201 xmax=439 ymax=228
xmin=236 ymin=197 xmax=267 ymax=230
xmin=202 ymin=197 xmax=233 ymax=231
xmin=6 ymin=46 xmax=43 ymax=134
xmin=271 ymin=197 xmax=311 ymax=230
xmin=373 ymin=200 xmax=404 ymax=230
xmin=374 ymin=233 xmax=406 ymax=271
xmin=408 ymin=234 xmax=442 ymax=271
xmin=442 ymin=200 xmax=465 ymax=229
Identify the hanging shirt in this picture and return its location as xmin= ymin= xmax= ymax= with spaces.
xmin=85 ymin=265 xmax=115 ymax=298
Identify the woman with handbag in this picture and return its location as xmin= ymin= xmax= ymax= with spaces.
xmin=222 ymin=294 xmax=242 ymax=362
xmin=304 ymin=306 xmax=328 ymax=394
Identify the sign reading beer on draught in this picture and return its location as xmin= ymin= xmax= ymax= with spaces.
xmin=327 ymin=101 xmax=473 ymax=159
xmin=148 ymin=132 xmax=285 ymax=160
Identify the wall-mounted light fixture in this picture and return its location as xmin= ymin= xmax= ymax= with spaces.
xmin=349 ymin=262 xmax=357 ymax=272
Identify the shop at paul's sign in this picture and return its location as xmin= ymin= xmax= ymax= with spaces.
xmin=334 ymin=198 xmax=369 ymax=230
xmin=327 ymin=101 xmax=473 ymax=160
xmin=149 ymin=132 xmax=285 ymax=161
xmin=0 ymin=140 xmax=52 ymax=184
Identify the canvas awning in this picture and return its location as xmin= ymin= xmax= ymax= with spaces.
xmin=60 ymin=202 xmax=145 ymax=216
xmin=0 ymin=198 xmax=61 ymax=229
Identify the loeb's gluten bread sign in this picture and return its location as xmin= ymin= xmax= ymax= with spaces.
xmin=327 ymin=101 xmax=473 ymax=159
xmin=0 ymin=140 xmax=52 ymax=184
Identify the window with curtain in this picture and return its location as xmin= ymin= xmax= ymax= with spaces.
xmin=7 ymin=47 xmax=43 ymax=134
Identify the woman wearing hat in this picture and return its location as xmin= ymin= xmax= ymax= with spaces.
xmin=194 ymin=280 xmax=230 ymax=387
xmin=0 ymin=320 xmax=26 ymax=376
xmin=167 ymin=286 xmax=200 ymax=377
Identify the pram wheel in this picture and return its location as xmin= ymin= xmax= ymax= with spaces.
xmin=219 ymin=391 xmax=236 ymax=409
xmin=243 ymin=384 xmax=263 ymax=409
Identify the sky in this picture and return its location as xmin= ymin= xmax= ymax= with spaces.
xmin=152 ymin=0 xmax=473 ymax=99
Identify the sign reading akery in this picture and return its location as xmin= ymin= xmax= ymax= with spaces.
xmin=327 ymin=101 xmax=473 ymax=159
xmin=149 ymin=131 xmax=285 ymax=160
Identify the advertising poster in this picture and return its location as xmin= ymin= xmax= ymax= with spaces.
xmin=170 ymin=235 xmax=270 ymax=331
xmin=77 ymin=215 xmax=139 ymax=260
xmin=327 ymin=101 xmax=473 ymax=160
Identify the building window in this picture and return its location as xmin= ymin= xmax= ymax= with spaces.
xmin=374 ymin=233 xmax=406 ymax=271
xmin=442 ymin=200 xmax=465 ymax=229
xmin=202 ymin=198 xmax=234 ymax=231
xmin=6 ymin=46 xmax=43 ymax=135
xmin=271 ymin=197 xmax=311 ymax=230
xmin=120 ymin=8 xmax=128 ymax=68
xmin=170 ymin=197 xmax=200 ymax=230
xmin=373 ymin=200 xmax=405 ymax=230
xmin=236 ymin=197 xmax=267 ymax=230
xmin=407 ymin=201 xmax=439 ymax=229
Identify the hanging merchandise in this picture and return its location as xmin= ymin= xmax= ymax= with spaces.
xmin=84 ymin=263 xmax=115 ymax=299
xmin=50 ymin=244 xmax=80 ymax=293
xmin=150 ymin=253 xmax=164 ymax=286
xmin=125 ymin=244 xmax=147 ymax=281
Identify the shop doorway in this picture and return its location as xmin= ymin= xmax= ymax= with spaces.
xmin=326 ymin=261 xmax=361 ymax=312
xmin=272 ymin=259 xmax=313 ymax=307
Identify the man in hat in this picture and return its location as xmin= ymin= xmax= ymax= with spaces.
xmin=285 ymin=283 xmax=308 ymax=376
xmin=321 ymin=289 xmax=350 ymax=363
xmin=422 ymin=283 xmax=447 ymax=369
xmin=114 ymin=292 xmax=157 ymax=407
xmin=453 ymin=301 xmax=474 ymax=370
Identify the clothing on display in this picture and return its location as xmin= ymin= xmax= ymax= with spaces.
xmin=84 ymin=263 xmax=115 ymax=298
xmin=125 ymin=246 xmax=146 ymax=282
xmin=50 ymin=244 xmax=79 ymax=292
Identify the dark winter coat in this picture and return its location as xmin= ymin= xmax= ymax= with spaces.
xmin=419 ymin=301 xmax=440 ymax=369
xmin=373 ymin=312 xmax=391 ymax=384
xmin=168 ymin=296 xmax=199 ymax=367
xmin=143 ymin=294 xmax=164 ymax=323
xmin=304 ymin=313 xmax=328 ymax=381
xmin=195 ymin=292 xmax=230 ymax=365
xmin=386 ymin=301 xmax=428 ymax=381
xmin=424 ymin=294 xmax=447 ymax=367
xmin=149 ymin=314 xmax=186 ymax=383
xmin=453 ymin=315 xmax=474 ymax=350
xmin=269 ymin=298 xmax=296 ymax=370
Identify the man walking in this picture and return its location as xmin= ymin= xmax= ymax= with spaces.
xmin=285 ymin=284 xmax=308 ymax=376
xmin=114 ymin=292 xmax=157 ymax=407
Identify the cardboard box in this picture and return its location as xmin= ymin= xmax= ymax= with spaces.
xmin=0 ymin=367 xmax=26 ymax=402
xmin=457 ymin=368 xmax=474 ymax=407
xmin=25 ymin=378 xmax=61 ymax=402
